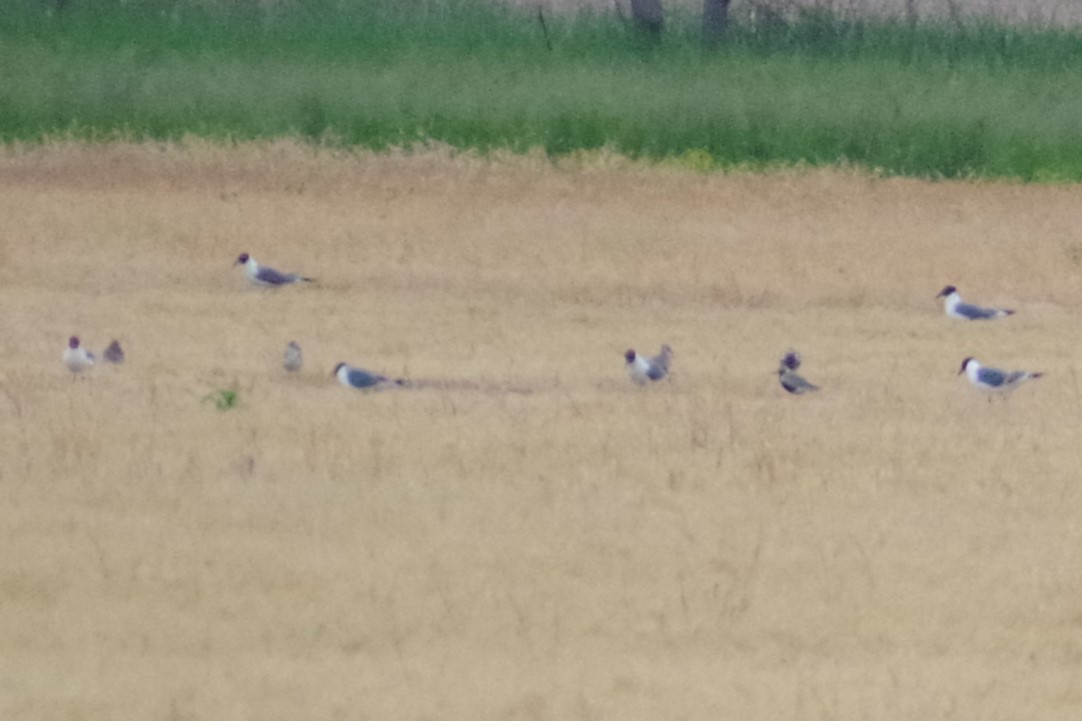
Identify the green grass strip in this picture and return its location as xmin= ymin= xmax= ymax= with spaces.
xmin=3 ymin=0 xmax=1082 ymax=180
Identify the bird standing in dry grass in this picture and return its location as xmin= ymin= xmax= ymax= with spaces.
xmin=777 ymin=349 xmax=818 ymax=394
xmin=63 ymin=336 xmax=94 ymax=378
xmin=625 ymin=344 xmax=672 ymax=385
xmin=283 ymin=341 xmax=303 ymax=373
xmin=234 ymin=252 xmax=314 ymax=287
xmin=958 ymin=357 xmax=1042 ymax=399
xmin=936 ymin=285 xmax=1015 ymax=320
xmin=334 ymin=362 xmax=406 ymax=390
xmin=103 ymin=340 xmax=125 ymax=364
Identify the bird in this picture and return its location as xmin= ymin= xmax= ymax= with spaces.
xmin=283 ymin=341 xmax=303 ymax=373
xmin=234 ymin=253 xmax=314 ymax=287
xmin=334 ymin=362 xmax=406 ymax=390
xmin=958 ymin=357 xmax=1043 ymax=398
xmin=625 ymin=347 xmax=669 ymax=385
xmin=63 ymin=336 xmax=95 ymax=377
xmin=778 ymin=366 xmax=819 ymax=394
xmin=102 ymin=340 xmax=124 ymax=364
xmin=936 ymin=285 xmax=1014 ymax=320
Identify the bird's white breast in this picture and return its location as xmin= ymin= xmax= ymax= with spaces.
xmin=627 ymin=356 xmax=653 ymax=384
xmin=63 ymin=347 xmax=94 ymax=373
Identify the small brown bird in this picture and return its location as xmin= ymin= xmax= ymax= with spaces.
xmin=283 ymin=341 xmax=303 ymax=373
xmin=103 ymin=340 xmax=125 ymax=364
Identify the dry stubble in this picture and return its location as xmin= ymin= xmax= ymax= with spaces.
xmin=1 ymin=142 xmax=1082 ymax=720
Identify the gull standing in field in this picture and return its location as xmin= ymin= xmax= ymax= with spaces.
xmin=334 ymin=362 xmax=406 ymax=391
xmin=777 ymin=350 xmax=818 ymax=394
xmin=936 ymin=285 xmax=1015 ymax=320
xmin=234 ymin=252 xmax=314 ymax=287
xmin=102 ymin=339 xmax=125 ymax=364
xmin=958 ymin=357 xmax=1043 ymax=399
xmin=624 ymin=345 xmax=672 ymax=385
xmin=283 ymin=341 xmax=303 ymax=373
xmin=63 ymin=336 xmax=95 ymax=378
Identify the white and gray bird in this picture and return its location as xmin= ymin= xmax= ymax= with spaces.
xmin=283 ymin=341 xmax=303 ymax=373
xmin=936 ymin=285 xmax=1014 ymax=320
xmin=63 ymin=336 xmax=95 ymax=377
xmin=776 ymin=349 xmax=817 ymax=394
xmin=234 ymin=252 xmax=314 ymax=287
xmin=958 ymin=357 xmax=1043 ymax=398
xmin=103 ymin=339 xmax=125 ymax=364
xmin=334 ymin=362 xmax=406 ymax=391
xmin=624 ymin=346 xmax=670 ymax=385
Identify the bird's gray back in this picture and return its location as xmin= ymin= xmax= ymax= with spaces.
xmin=976 ymin=366 xmax=1008 ymax=386
xmin=348 ymin=368 xmax=386 ymax=388
xmin=256 ymin=266 xmax=297 ymax=285
xmin=956 ymin=302 xmax=999 ymax=319
xmin=781 ymin=370 xmax=818 ymax=394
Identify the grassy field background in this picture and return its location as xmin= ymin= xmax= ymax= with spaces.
xmin=4 ymin=0 xmax=1082 ymax=180
xmin=2 ymin=142 xmax=1082 ymax=719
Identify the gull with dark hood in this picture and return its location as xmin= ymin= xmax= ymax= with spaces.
xmin=334 ymin=362 xmax=406 ymax=390
xmin=777 ymin=349 xmax=818 ymax=394
xmin=958 ymin=357 xmax=1042 ymax=397
xmin=624 ymin=345 xmax=672 ymax=385
xmin=63 ymin=336 xmax=95 ymax=377
xmin=936 ymin=285 xmax=1014 ymax=320
xmin=234 ymin=253 xmax=314 ymax=287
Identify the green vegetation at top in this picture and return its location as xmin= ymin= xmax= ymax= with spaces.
xmin=3 ymin=0 xmax=1082 ymax=180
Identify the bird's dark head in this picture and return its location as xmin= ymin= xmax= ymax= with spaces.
xmin=937 ymin=285 xmax=957 ymax=298
xmin=332 ymin=362 xmax=345 ymax=376
xmin=958 ymin=356 xmax=975 ymax=375
xmin=68 ymin=336 xmax=80 ymax=349
xmin=624 ymin=349 xmax=636 ymax=364
xmin=781 ymin=350 xmax=801 ymax=370
xmin=234 ymin=252 xmax=250 ymax=266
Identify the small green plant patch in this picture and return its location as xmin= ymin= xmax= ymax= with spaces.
xmin=202 ymin=389 xmax=238 ymax=411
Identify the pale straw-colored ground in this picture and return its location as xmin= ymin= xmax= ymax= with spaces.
xmin=1 ymin=142 xmax=1081 ymax=720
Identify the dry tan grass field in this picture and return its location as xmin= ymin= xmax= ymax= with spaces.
xmin=2 ymin=142 xmax=1082 ymax=720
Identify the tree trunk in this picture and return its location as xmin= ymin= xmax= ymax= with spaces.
xmin=630 ymin=0 xmax=664 ymax=38
xmin=702 ymin=0 xmax=731 ymax=48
